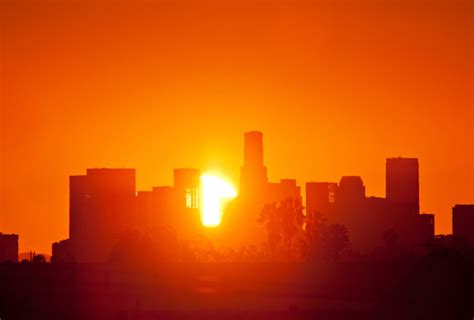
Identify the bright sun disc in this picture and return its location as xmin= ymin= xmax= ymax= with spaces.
xmin=200 ymin=174 xmax=237 ymax=227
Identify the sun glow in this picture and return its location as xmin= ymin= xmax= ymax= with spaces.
xmin=200 ymin=174 xmax=237 ymax=227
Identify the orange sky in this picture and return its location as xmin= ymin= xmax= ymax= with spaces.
xmin=1 ymin=0 xmax=473 ymax=254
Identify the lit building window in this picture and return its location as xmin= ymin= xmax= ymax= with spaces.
xmin=185 ymin=187 xmax=199 ymax=208
xmin=328 ymin=184 xmax=336 ymax=203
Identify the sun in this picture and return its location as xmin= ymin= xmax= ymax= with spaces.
xmin=200 ymin=174 xmax=237 ymax=227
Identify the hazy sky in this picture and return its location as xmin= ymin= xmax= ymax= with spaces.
xmin=1 ymin=0 xmax=473 ymax=253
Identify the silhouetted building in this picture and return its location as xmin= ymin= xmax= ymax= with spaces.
xmin=336 ymin=176 xmax=366 ymax=204
xmin=268 ymin=179 xmax=302 ymax=204
xmin=135 ymin=186 xmax=177 ymax=231
xmin=0 ymin=233 xmax=18 ymax=263
xmin=385 ymin=158 xmax=436 ymax=248
xmin=305 ymin=182 xmax=337 ymax=215
xmin=65 ymin=168 xmax=136 ymax=263
xmin=418 ymin=213 xmax=435 ymax=242
xmin=238 ymin=131 xmax=301 ymax=206
xmin=52 ymin=239 xmax=73 ymax=263
xmin=453 ymin=204 xmax=474 ymax=242
xmin=173 ymin=168 xmax=202 ymax=236
xmin=50 ymin=133 xmax=438 ymax=259
xmin=222 ymin=131 xmax=303 ymax=247
xmin=363 ymin=196 xmax=391 ymax=251
xmin=327 ymin=160 xmax=434 ymax=253
xmin=174 ymin=168 xmax=200 ymax=209
xmin=386 ymin=158 xmax=419 ymax=215
xmin=332 ymin=177 xmax=370 ymax=251
xmin=136 ymin=190 xmax=153 ymax=230
xmin=150 ymin=186 xmax=176 ymax=227
xmin=69 ymin=175 xmax=88 ymax=244
xmin=240 ymin=131 xmax=268 ymax=194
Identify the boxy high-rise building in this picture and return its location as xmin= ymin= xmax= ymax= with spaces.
xmin=173 ymin=168 xmax=202 ymax=236
xmin=174 ymin=168 xmax=200 ymax=209
xmin=69 ymin=175 xmax=89 ymax=244
xmin=453 ymin=204 xmax=474 ymax=241
xmin=306 ymin=182 xmax=337 ymax=215
xmin=69 ymin=168 xmax=136 ymax=263
xmin=386 ymin=157 xmax=420 ymax=215
xmin=240 ymin=131 xmax=268 ymax=194
xmin=267 ymin=179 xmax=302 ymax=204
xmin=336 ymin=176 xmax=366 ymax=204
xmin=0 ymin=233 xmax=19 ymax=263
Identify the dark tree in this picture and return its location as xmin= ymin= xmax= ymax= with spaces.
xmin=258 ymin=202 xmax=281 ymax=261
xmin=322 ymin=224 xmax=349 ymax=262
xmin=305 ymin=210 xmax=327 ymax=258
xmin=305 ymin=212 xmax=349 ymax=262
xmin=279 ymin=198 xmax=305 ymax=260
xmin=32 ymin=254 xmax=46 ymax=264
xmin=258 ymin=198 xmax=304 ymax=261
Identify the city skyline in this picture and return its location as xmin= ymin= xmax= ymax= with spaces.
xmin=1 ymin=128 xmax=473 ymax=254
xmin=0 ymin=1 xmax=473 ymax=319
xmin=1 ymin=1 xmax=473 ymax=254
xmin=45 ymin=131 xmax=438 ymax=264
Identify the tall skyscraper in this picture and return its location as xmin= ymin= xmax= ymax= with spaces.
xmin=386 ymin=157 xmax=420 ymax=215
xmin=0 ymin=233 xmax=18 ymax=263
xmin=240 ymin=131 xmax=268 ymax=194
xmin=244 ymin=131 xmax=264 ymax=168
xmin=69 ymin=175 xmax=88 ymax=242
xmin=453 ymin=204 xmax=474 ymax=241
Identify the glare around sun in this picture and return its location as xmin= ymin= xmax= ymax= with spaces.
xmin=200 ymin=174 xmax=237 ymax=227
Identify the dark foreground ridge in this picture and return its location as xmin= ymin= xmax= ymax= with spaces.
xmin=1 ymin=247 xmax=474 ymax=320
